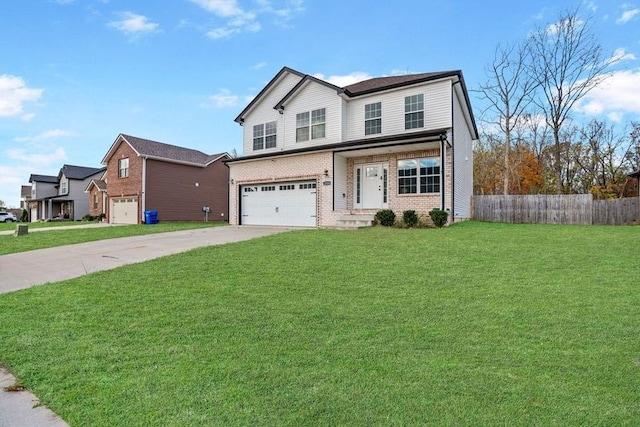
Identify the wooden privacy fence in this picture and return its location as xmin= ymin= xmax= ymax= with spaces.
xmin=472 ymin=195 xmax=640 ymax=225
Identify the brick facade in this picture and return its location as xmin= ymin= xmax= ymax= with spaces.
xmin=228 ymin=147 xmax=454 ymax=227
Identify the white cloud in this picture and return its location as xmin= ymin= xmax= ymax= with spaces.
xmin=14 ymin=129 xmax=74 ymax=143
xmin=313 ymin=72 xmax=372 ymax=87
xmin=189 ymin=0 xmax=303 ymax=39
xmin=609 ymin=47 xmax=637 ymax=65
xmin=189 ymin=0 xmax=243 ymax=17
xmin=585 ymin=1 xmax=597 ymax=12
xmin=108 ymin=12 xmax=159 ymax=35
xmin=253 ymin=61 xmax=267 ymax=69
xmin=5 ymin=147 xmax=67 ymax=165
xmin=206 ymin=89 xmax=238 ymax=107
xmin=616 ymin=8 xmax=640 ymax=24
xmin=0 ymin=74 xmax=43 ymax=118
xmin=575 ymin=68 xmax=640 ymax=120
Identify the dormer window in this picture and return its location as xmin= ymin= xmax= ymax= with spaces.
xmin=296 ymin=108 xmax=325 ymax=142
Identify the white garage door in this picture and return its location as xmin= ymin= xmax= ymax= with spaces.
xmin=111 ymin=197 xmax=138 ymax=224
xmin=241 ymin=181 xmax=317 ymax=227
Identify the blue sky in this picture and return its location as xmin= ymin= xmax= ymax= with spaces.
xmin=1 ymin=0 xmax=639 ymax=207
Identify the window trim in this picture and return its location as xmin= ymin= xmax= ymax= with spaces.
xmin=397 ymin=156 xmax=440 ymax=195
xmin=296 ymin=108 xmax=326 ymax=142
xmin=118 ymin=158 xmax=129 ymax=178
xmin=365 ymin=102 xmax=382 ymax=135
xmin=404 ymin=94 xmax=424 ymax=130
xmin=253 ymin=121 xmax=277 ymax=151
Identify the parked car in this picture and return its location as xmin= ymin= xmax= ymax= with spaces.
xmin=0 ymin=212 xmax=18 ymax=223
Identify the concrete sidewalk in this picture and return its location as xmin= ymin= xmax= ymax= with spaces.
xmin=0 ymin=225 xmax=293 ymax=426
xmin=0 ymin=221 xmax=125 ymax=236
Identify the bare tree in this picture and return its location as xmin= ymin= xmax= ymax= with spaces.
xmin=478 ymin=41 xmax=538 ymax=194
xmin=527 ymin=7 xmax=613 ymax=193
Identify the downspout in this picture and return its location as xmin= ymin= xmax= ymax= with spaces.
xmin=141 ymin=157 xmax=147 ymax=221
xmin=451 ymin=79 xmax=461 ymax=222
xmin=440 ymin=135 xmax=446 ymax=212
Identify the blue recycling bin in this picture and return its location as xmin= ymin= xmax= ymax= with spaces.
xmin=144 ymin=210 xmax=158 ymax=225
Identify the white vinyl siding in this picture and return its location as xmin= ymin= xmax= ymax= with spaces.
xmin=452 ymin=89 xmax=474 ymax=220
xmin=242 ymin=72 xmax=301 ymax=155
xmin=345 ymin=79 xmax=452 ymax=140
xmin=283 ymin=82 xmax=342 ymax=149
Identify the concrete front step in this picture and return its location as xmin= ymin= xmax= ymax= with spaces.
xmin=334 ymin=214 xmax=375 ymax=229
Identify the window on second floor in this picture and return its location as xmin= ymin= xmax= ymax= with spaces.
xmin=118 ymin=158 xmax=129 ymax=178
xmin=253 ymin=121 xmax=277 ymax=150
xmin=405 ymin=94 xmax=424 ymax=130
xmin=296 ymin=108 xmax=326 ymax=142
xmin=61 ymin=180 xmax=68 ymax=194
xmin=365 ymin=102 xmax=382 ymax=135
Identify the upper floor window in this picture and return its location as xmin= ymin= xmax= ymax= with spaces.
xmin=405 ymin=94 xmax=424 ymax=129
xmin=365 ymin=102 xmax=381 ymax=135
xmin=253 ymin=121 xmax=277 ymax=150
xmin=296 ymin=108 xmax=326 ymax=142
xmin=398 ymin=157 xmax=440 ymax=194
xmin=118 ymin=158 xmax=129 ymax=178
xmin=61 ymin=181 xmax=67 ymax=194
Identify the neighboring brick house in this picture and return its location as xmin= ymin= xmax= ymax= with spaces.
xmin=84 ymin=170 xmax=108 ymax=220
xmin=28 ymin=165 xmax=105 ymax=221
xmin=100 ymin=134 xmax=230 ymax=224
xmin=227 ymin=66 xmax=478 ymax=227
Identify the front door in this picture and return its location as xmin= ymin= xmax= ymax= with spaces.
xmin=361 ymin=163 xmax=386 ymax=209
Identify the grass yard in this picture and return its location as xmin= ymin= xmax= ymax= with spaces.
xmin=0 ymin=222 xmax=638 ymax=426
xmin=0 ymin=222 xmax=226 ymax=255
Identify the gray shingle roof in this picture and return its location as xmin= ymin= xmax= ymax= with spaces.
xmin=342 ymin=71 xmax=462 ymax=96
xmin=60 ymin=164 xmax=106 ymax=180
xmin=120 ymin=134 xmax=227 ymax=166
xmin=29 ymin=174 xmax=58 ymax=184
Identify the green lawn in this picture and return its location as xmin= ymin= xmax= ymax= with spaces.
xmin=0 ymin=222 xmax=226 ymax=255
xmin=0 ymin=222 xmax=638 ymax=426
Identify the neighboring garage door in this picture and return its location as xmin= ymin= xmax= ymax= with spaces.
xmin=241 ymin=181 xmax=317 ymax=226
xmin=111 ymin=197 xmax=138 ymax=224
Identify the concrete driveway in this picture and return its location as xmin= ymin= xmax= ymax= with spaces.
xmin=0 ymin=225 xmax=292 ymax=294
xmin=0 ymin=225 xmax=294 ymax=427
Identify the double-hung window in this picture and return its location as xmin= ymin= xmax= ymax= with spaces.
xmin=296 ymin=108 xmax=326 ymax=142
xmin=265 ymin=121 xmax=277 ymax=148
xmin=118 ymin=158 xmax=129 ymax=178
xmin=365 ymin=102 xmax=381 ymax=135
xmin=398 ymin=157 xmax=440 ymax=194
xmin=253 ymin=121 xmax=277 ymax=150
xmin=405 ymin=94 xmax=424 ymax=129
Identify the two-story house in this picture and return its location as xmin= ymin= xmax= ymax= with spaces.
xmin=227 ymin=67 xmax=478 ymax=227
xmin=100 ymin=134 xmax=230 ymax=224
xmin=28 ymin=174 xmax=59 ymax=221
xmin=27 ymin=165 xmax=105 ymax=221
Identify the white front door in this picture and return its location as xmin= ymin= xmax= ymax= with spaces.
xmin=360 ymin=163 xmax=388 ymax=209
